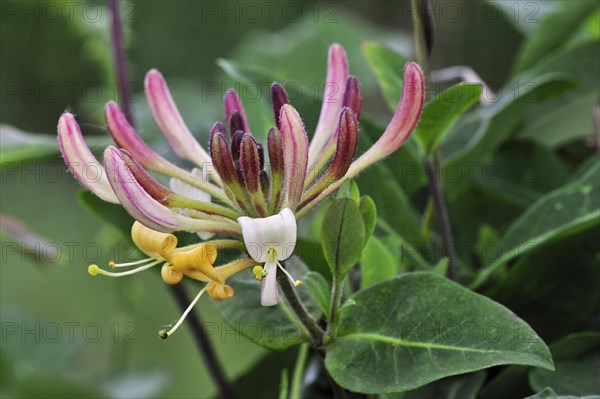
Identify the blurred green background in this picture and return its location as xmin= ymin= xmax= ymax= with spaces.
xmin=1 ymin=1 xmax=598 ymax=398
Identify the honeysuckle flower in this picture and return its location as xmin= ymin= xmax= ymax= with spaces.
xmin=88 ymin=220 xmax=253 ymax=338
xmin=238 ymin=208 xmax=299 ymax=306
xmin=58 ymin=43 xmax=424 ymax=334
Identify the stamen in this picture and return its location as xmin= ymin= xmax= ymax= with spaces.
xmin=88 ymin=259 xmax=162 ymax=277
xmin=252 ymin=265 xmax=265 ymax=281
xmin=109 ymin=257 xmax=158 ymax=268
xmin=159 ymin=285 xmax=208 ymax=339
xmin=276 ymin=261 xmax=302 ymax=287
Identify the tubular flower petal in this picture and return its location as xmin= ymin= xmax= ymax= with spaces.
xmin=57 ymin=113 xmax=119 ymax=203
xmin=104 ymin=146 xmax=241 ymax=236
xmin=131 ymin=221 xmax=177 ymax=259
xmin=144 ymin=69 xmax=211 ymax=167
xmin=270 ymin=83 xmax=290 ymax=130
xmin=238 ymin=208 xmax=300 ymax=306
xmin=308 ymin=44 xmax=349 ymax=165
xmin=279 ymin=105 xmax=309 ymax=211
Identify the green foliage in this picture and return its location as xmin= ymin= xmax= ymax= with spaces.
xmin=325 ymin=273 xmax=553 ymax=394
xmin=413 ymin=83 xmax=483 ymax=155
xmin=212 ymin=257 xmax=321 ymax=350
xmin=303 ymin=271 xmax=331 ymax=319
xmin=321 ymin=198 xmax=366 ymax=280
xmin=359 ymin=236 xmax=396 ymax=289
xmin=361 ymin=42 xmax=409 ymax=111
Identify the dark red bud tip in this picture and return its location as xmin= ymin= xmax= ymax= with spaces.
xmin=239 ymin=134 xmax=261 ymax=193
xmin=229 ymin=111 xmax=245 ymax=137
xmin=256 ymin=143 xmax=265 ymax=170
xmin=209 ymin=122 xmax=226 ymax=152
xmin=210 ymin=132 xmax=236 ymax=184
xmin=330 ymin=107 xmax=359 ymax=178
xmin=270 ymin=83 xmax=290 ymax=129
xmin=343 ymin=76 xmax=362 ymax=118
xmin=230 ymin=130 xmax=244 ymax=161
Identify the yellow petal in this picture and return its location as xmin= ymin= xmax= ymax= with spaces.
xmin=131 ymin=221 xmax=177 ymax=259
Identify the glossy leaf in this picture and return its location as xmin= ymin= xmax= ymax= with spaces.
xmin=321 ymin=199 xmax=366 ymax=279
xmin=211 ymin=256 xmax=321 ymax=350
xmin=325 ymin=273 xmax=553 ymax=394
xmin=472 ymin=163 xmax=599 ymax=289
xmin=359 ymin=195 xmax=377 ymax=243
xmin=360 ymin=236 xmax=396 ymax=289
xmin=303 ymin=271 xmax=331 ymax=319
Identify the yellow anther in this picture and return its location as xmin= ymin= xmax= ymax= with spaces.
xmin=109 ymin=261 xmax=116 ymax=269
xmin=268 ymin=248 xmax=277 ymax=263
xmin=252 ymin=265 xmax=264 ymax=281
xmin=88 ymin=264 xmax=99 ymax=276
xmin=294 ymin=280 xmax=303 ymax=287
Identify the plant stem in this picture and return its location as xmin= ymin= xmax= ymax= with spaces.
xmin=327 ymin=274 xmax=344 ymax=334
xmin=107 ymin=2 xmax=236 ymax=397
xmin=108 ymin=0 xmax=134 ymax=125
xmin=277 ymin=263 xmax=325 ymax=348
xmin=169 ymin=284 xmax=239 ymax=399
xmin=411 ymin=0 xmax=459 ymax=281
xmin=424 ymin=158 xmax=459 ymax=281
xmin=290 ymin=344 xmax=308 ymax=399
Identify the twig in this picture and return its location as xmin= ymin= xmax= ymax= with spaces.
xmin=108 ymin=0 xmax=134 ymax=125
xmin=277 ymin=263 xmax=325 ymax=348
xmin=424 ymin=159 xmax=459 ymax=281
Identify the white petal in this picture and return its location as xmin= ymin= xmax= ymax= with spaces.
xmin=238 ymin=208 xmax=297 ymax=263
xmin=260 ymin=261 xmax=279 ymax=306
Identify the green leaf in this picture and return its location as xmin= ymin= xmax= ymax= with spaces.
xmin=361 ymin=42 xmax=409 ymax=111
xmin=295 ymin=238 xmax=331 ymax=281
xmin=432 ymin=258 xmax=449 ymax=276
xmin=303 ymin=271 xmax=331 ymax=319
xmin=384 ymin=371 xmax=486 ymax=399
xmin=212 ymin=256 xmax=321 ymax=350
xmin=321 ymin=199 xmax=366 ymax=279
xmin=325 ymin=273 xmax=553 ymax=394
xmin=413 ymin=83 xmax=482 ymax=155
xmin=529 ymin=350 xmax=600 ymax=396
xmin=360 ymin=236 xmax=396 ymax=289
xmin=443 ymin=74 xmax=575 ymax=169
xmin=336 ymin=180 xmax=360 ymax=203
xmin=472 ymin=163 xmax=600 ymax=289
xmin=481 ymin=332 xmax=600 ymax=399
xmin=513 ymin=1 xmax=598 ymax=74
xmin=359 ymin=195 xmax=377 ymax=242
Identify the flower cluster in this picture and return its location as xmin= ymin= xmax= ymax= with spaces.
xmin=58 ymin=44 xmax=424 ymax=337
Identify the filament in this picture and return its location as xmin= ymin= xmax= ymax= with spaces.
xmin=276 ymin=261 xmax=302 ymax=287
xmin=109 ymin=257 xmax=159 ymax=268
xmin=159 ymin=286 xmax=208 ymax=339
xmin=88 ymin=259 xmax=162 ymax=277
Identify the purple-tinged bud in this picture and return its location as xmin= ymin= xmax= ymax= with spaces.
xmin=239 ymin=135 xmax=261 ymax=193
xmin=279 ymin=104 xmax=309 ymax=211
xmin=229 ymin=111 xmax=246 ymax=138
xmin=267 ymin=127 xmax=284 ymax=213
xmin=256 ymin=143 xmax=265 ymax=170
xmin=230 ymin=130 xmax=244 ymax=161
xmin=260 ymin=170 xmax=270 ymax=202
xmin=270 ymin=83 xmax=289 ymax=130
xmin=210 ymin=131 xmax=236 ymax=185
xmin=300 ymin=108 xmax=358 ymax=207
xmin=144 ymin=69 xmax=211 ymax=167
xmin=343 ymin=76 xmax=362 ymax=118
xmin=224 ymin=89 xmax=250 ymax=133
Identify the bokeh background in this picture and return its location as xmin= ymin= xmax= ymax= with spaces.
xmin=1 ymin=1 xmax=598 ymax=398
